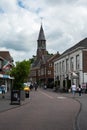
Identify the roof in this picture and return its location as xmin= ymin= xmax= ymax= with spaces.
xmin=63 ymin=38 xmax=87 ymax=55
xmin=31 ymin=54 xmax=52 ymax=69
xmin=38 ymin=24 xmax=46 ymax=41
xmin=32 ymin=59 xmax=41 ymax=68
xmin=47 ymin=52 xmax=60 ymax=62
xmin=54 ymin=38 xmax=87 ymax=62
xmin=0 ymin=51 xmax=13 ymax=62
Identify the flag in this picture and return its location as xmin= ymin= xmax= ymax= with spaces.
xmin=2 ymin=61 xmax=12 ymax=71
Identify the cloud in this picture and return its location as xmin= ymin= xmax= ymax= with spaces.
xmin=0 ymin=0 xmax=87 ymax=62
xmin=43 ymin=0 xmax=78 ymax=5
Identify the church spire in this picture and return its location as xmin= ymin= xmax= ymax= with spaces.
xmin=37 ymin=24 xmax=47 ymax=58
xmin=38 ymin=24 xmax=46 ymax=41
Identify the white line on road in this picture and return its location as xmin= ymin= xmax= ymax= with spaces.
xmin=57 ymin=96 xmax=67 ymax=99
xmin=39 ymin=91 xmax=54 ymax=99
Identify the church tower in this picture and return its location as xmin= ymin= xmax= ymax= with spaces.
xmin=37 ymin=24 xmax=47 ymax=59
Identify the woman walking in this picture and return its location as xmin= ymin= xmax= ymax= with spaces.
xmin=71 ymin=83 xmax=76 ymax=97
xmin=78 ymin=84 xmax=82 ymax=96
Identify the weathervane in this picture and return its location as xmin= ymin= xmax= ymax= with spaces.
xmin=40 ymin=17 xmax=43 ymax=25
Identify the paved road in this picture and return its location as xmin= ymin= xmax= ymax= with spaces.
xmin=75 ymin=94 xmax=87 ymax=130
xmin=60 ymin=91 xmax=87 ymax=130
xmin=0 ymin=89 xmax=80 ymax=130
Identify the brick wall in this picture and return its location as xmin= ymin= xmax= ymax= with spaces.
xmin=83 ymin=51 xmax=87 ymax=72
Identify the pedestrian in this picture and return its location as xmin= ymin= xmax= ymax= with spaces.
xmin=71 ymin=83 xmax=76 ymax=97
xmin=34 ymin=82 xmax=38 ymax=91
xmin=2 ymin=87 xmax=5 ymax=98
xmin=30 ymin=83 xmax=33 ymax=90
xmin=44 ymin=84 xmax=47 ymax=89
xmin=78 ymin=84 xmax=82 ymax=96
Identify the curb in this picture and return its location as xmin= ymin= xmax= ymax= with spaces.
xmin=74 ymin=98 xmax=82 ymax=130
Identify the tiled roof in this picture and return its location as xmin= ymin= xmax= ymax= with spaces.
xmin=63 ymin=38 xmax=87 ymax=54
xmin=31 ymin=54 xmax=52 ymax=68
xmin=32 ymin=59 xmax=40 ymax=67
xmin=0 ymin=51 xmax=13 ymax=61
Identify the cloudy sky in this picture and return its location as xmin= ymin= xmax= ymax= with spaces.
xmin=0 ymin=0 xmax=87 ymax=62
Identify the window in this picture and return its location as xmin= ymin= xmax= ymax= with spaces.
xmin=38 ymin=70 xmax=40 ymax=76
xmin=57 ymin=63 xmax=58 ymax=73
xmin=70 ymin=57 xmax=74 ymax=71
xmin=62 ymin=61 xmax=65 ymax=72
xmin=76 ymin=55 xmax=80 ymax=70
xmin=32 ymin=71 xmax=36 ymax=76
xmin=59 ymin=62 xmax=61 ymax=73
xmin=41 ymin=68 xmax=44 ymax=75
xmin=49 ymin=63 xmax=52 ymax=67
xmin=66 ymin=59 xmax=69 ymax=73
xmin=54 ymin=64 xmax=57 ymax=74
xmin=48 ymin=70 xmax=51 ymax=75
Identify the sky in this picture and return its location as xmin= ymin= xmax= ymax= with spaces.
xmin=0 ymin=0 xmax=87 ymax=63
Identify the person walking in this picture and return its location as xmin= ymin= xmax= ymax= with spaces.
xmin=71 ymin=83 xmax=76 ymax=97
xmin=78 ymin=84 xmax=82 ymax=96
xmin=34 ymin=82 xmax=38 ymax=91
xmin=2 ymin=87 xmax=5 ymax=98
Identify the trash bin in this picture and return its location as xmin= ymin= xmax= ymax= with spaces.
xmin=25 ymin=90 xmax=29 ymax=98
xmin=11 ymin=90 xmax=20 ymax=105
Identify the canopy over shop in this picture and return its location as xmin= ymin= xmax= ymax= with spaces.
xmin=0 ymin=74 xmax=14 ymax=92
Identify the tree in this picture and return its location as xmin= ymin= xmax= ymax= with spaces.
xmin=29 ymin=56 xmax=35 ymax=63
xmin=10 ymin=60 xmax=31 ymax=90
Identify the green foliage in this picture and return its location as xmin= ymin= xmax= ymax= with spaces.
xmin=47 ymin=51 xmax=53 ymax=55
xmin=29 ymin=57 xmax=35 ymax=63
xmin=10 ymin=60 xmax=31 ymax=90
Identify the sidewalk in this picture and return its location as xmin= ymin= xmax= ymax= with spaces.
xmin=0 ymin=91 xmax=30 ymax=113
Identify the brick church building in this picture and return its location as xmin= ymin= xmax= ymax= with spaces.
xmin=29 ymin=24 xmax=60 ymax=88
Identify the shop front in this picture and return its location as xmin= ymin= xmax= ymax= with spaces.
xmin=0 ymin=74 xmax=14 ymax=92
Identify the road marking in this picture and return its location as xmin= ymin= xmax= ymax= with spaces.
xmin=57 ymin=96 xmax=67 ymax=99
xmin=39 ymin=91 xmax=54 ymax=99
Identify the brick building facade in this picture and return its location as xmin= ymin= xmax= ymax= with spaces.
xmin=29 ymin=25 xmax=60 ymax=87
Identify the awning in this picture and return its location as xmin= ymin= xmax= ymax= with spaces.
xmin=0 ymin=74 xmax=14 ymax=79
xmin=72 ymin=72 xmax=78 ymax=78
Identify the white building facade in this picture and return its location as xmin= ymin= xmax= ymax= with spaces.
xmin=54 ymin=38 xmax=87 ymax=90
